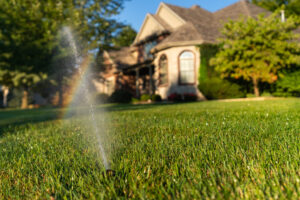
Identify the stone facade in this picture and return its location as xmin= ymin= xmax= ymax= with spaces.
xmin=153 ymin=45 xmax=204 ymax=99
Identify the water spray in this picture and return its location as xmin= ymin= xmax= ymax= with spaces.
xmin=62 ymin=26 xmax=114 ymax=174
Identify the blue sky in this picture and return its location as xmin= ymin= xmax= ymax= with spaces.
xmin=115 ymin=0 xmax=240 ymax=31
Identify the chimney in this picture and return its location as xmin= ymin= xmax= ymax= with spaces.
xmin=191 ymin=5 xmax=201 ymax=10
xmin=281 ymin=10 xmax=285 ymax=22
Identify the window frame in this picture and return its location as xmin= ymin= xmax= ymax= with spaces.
xmin=178 ymin=50 xmax=196 ymax=85
xmin=158 ymin=54 xmax=169 ymax=87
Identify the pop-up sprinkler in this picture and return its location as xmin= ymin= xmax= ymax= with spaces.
xmin=104 ymin=169 xmax=116 ymax=177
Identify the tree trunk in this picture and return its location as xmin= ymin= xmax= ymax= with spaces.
xmin=252 ymin=77 xmax=260 ymax=97
xmin=2 ymin=86 xmax=9 ymax=108
xmin=58 ymin=77 xmax=64 ymax=107
xmin=58 ymin=85 xmax=63 ymax=107
xmin=21 ymin=89 xmax=29 ymax=109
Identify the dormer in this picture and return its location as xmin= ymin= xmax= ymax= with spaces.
xmin=133 ymin=13 xmax=167 ymax=44
xmin=133 ymin=3 xmax=187 ymax=45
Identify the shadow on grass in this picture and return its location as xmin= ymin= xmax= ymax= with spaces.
xmin=0 ymin=107 xmax=62 ymax=135
xmin=101 ymin=102 xmax=175 ymax=112
xmin=0 ymin=101 xmax=197 ymax=136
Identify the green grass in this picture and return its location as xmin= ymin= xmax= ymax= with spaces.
xmin=0 ymin=99 xmax=300 ymax=199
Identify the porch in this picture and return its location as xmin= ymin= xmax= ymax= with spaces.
xmin=122 ymin=63 xmax=155 ymax=98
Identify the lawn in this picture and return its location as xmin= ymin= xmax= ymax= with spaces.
xmin=0 ymin=99 xmax=299 ymax=199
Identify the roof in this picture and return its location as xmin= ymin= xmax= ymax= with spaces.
xmin=105 ymin=47 xmax=137 ymax=69
xmin=153 ymin=0 xmax=271 ymax=51
xmin=164 ymin=3 xmax=218 ymax=42
xmin=214 ymin=0 xmax=270 ymax=27
xmin=153 ymin=23 xmax=205 ymax=51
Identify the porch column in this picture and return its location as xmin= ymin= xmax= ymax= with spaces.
xmin=135 ymin=68 xmax=140 ymax=97
xmin=149 ymin=65 xmax=153 ymax=96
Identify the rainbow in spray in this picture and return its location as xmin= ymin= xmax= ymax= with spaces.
xmin=58 ymin=26 xmax=110 ymax=169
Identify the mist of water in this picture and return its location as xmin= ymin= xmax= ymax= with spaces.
xmin=60 ymin=26 xmax=109 ymax=170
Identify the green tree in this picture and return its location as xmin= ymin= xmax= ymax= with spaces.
xmin=211 ymin=11 xmax=300 ymax=96
xmin=112 ymin=25 xmax=137 ymax=48
xmin=252 ymin=0 xmax=300 ymax=16
xmin=0 ymin=0 xmax=127 ymax=108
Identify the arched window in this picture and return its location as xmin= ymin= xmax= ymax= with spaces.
xmin=159 ymin=54 xmax=168 ymax=85
xmin=179 ymin=51 xmax=195 ymax=84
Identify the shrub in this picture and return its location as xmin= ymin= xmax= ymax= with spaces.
xmin=108 ymin=89 xmax=132 ymax=103
xmin=151 ymin=94 xmax=162 ymax=102
xmin=261 ymin=92 xmax=273 ymax=97
xmin=140 ymin=94 xmax=150 ymax=102
xmin=246 ymin=93 xmax=256 ymax=98
xmin=183 ymin=93 xmax=197 ymax=101
xmin=199 ymin=78 xmax=245 ymax=100
xmin=131 ymin=98 xmax=140 ymax=103
xmin=273 ymin=70 xmax=300 ymax=97
xmin=95 ymin=93 xmax=109 ymax=104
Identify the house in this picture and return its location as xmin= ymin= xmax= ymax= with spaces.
xmin=94 ymin=0 xmax=270 ymax=100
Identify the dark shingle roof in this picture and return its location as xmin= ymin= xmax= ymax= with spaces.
xmin=154 ymin=23 xmax=204 ymax=50
xmin=106 ymin=47 xmax=136 ymax=69
xmin=164 ymin=3 xmax=217 ymax=42
xmin=214 ymin=0 xmax=270 ymax=26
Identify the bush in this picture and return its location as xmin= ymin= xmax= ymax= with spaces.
xmin=108 ymin=89 xmax=132 ymax=103
xmin=183 ymin=93 xmax=197 ymax=101
xmin=95 ymin=93 xmax=109 ymax=104
xmin=246 ymin=93 xmax=256 ymax=98
xmin=273 ymin=71 xmax=300 ymax=97
xmin=151 ymin=94 xmax=162 ymax=102
xmin=261 ymin=92 xmax=273 ymax=97
xmin=131 ymin=97 xmax=140 ymax=103
xmin=199 ymin=78 xmax=245 ymax=100
xmin=140 ymin=94 xmax=150 ymax=102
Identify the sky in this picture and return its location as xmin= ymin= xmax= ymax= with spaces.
xmin=115 ymin=0 xmax=240 ymax=31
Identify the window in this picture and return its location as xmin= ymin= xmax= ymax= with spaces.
xmin=159 ymin=55 xmax=168 ymax=85
xmin=179 ymin=51 xmax=195 ymax=84
xmin=144 ymin=41 xmax=157 ymax=59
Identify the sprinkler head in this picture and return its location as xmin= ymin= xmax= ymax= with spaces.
xmin=104 ymin=169 xmax=116 ymax=177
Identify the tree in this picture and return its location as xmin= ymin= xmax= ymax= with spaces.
xmin=0 ymin=71 xmax=15 ymax=107
xmin=0 ymin=0 xmax=127 ymax=108
xmin=112 ymin=25 xmax=137 ymax=48
xmin=210 ymin=11 xmax=300 ymax=96
xmin=252 ymin=0 xmax=300 ymax=16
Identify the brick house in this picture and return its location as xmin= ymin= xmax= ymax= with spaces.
xmin=94 ymin=0 xmax=270 ymax=99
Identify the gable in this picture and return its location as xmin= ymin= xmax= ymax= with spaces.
xmin=156 ymin=3 xmax=185 ymax=29
xmin=134 ymin=14 xmax=166 ymax=43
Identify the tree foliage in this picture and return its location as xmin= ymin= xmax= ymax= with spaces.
xmin=210 ymin=11 xmax=300 ymax=96
xmin=252 ymin=0 xmax=300 ymax=16
xmin=112 ymin=25 xmax=137 ymax=48
xmin=0 ymin=0 xmax=127 ymax=108
xmin=274 ymin=70 xmax=300 ymax=96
